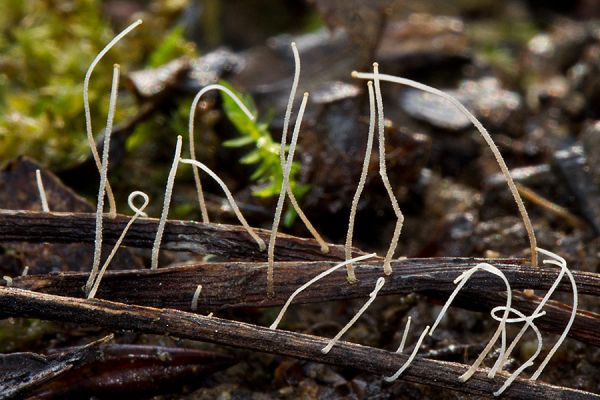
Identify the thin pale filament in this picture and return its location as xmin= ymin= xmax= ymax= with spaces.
xmin=83 ymin=19 xmax=142 ymax=218
xmin=395 ymin=316 xmax=412 ymax=353
xmin=529 ymin=248 xmax=578 ymax=381
xmin=321 ymin=277 xmax=386 ymax=354
xmin=351 ymin=69 xmax=538 ymax=268
xmin=373 ymin=63 xmax=404 ymax=275
xmin=179 ymin=158 xmax=266 ymax=251
xmin=345 ymin=81 xmax=376 ymax=283
xmin=426 ymin=263 xmax=511 ymax=382
xmin=267 ymin=93 xmax=309 ymax=296
xmin=151 ymin=135 xmax=183 ymax=270
xmin=86 ymin=64 xmax=120 ymax=294
xmin=491 ymin=307 xmax=544 ymax=396
xmin=189 ymin=84 xmax=255 ymax=223
xmin=88 ymin=190 xmax=149 ymax=299
xmin=269 ymin=253 xmax=376 ymax=330
xmin=35 ymin=169 xmax=49 ymax=212
xmin=493 ymin=247 xmax=568 ymax=374
xmin=279 ymin=42 xmax=329 ymax=253
xmin=384 ymin=325 xmax=430 ymax=382
xmin=191 ymin=284 xmax=203 ymax=311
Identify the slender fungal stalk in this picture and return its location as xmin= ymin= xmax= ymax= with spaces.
xmin=352 ymin=69 xmax=538 ymax=268
xmin=179 ymin=158 xmax=266 ymax=251
xmin=345 ymin=81 xmax=376 ymax=282
xmin=267 ymin=93 xmax=309 ymax=296
xmin=191 ymin=284 xmax=203 ymax=311
xmin=88 ymin=190 xmax=149 ymax=299
xmin=384 ymin=325 xmax=430 ymax=382
xmin=395 ymin=316 xmax=412 ymax=353
xmin=189 ymin=84 xmax=255 ymax=223
xmin=492 ymin=248 xmax=573 ymax=375
xmin=428 ymin=263 xmax=512 ymax=382
xmin=372 ymin=63 xmax=404 ymax=275
xmin=529 ymin=248 xmax=578 ymax=381
xmin=86 ymin=64 xmax=120 ymax=294
xmin=279 ymin=42 xmax=329 ymax=253
xmin=83 ymin=19 xmax=142 ymax=218
xmin=151 ymin=135 xmax=183 ymax=270
xmin=321 ymin=277 xmax=386 ymax=354
xmin=269 ymin=253 xmax=377 ymax=330
xmin=491 ymin=307 xmax=544 ymax=396
xmin=35 ymin=169 xmax=49 ymax=212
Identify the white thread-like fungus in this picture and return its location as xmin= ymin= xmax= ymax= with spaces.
xmin=179 ymin=157 xmax=266 ymax=251
xmin=83 ymin=19 xmax=142 ymax=218
xmin=351 ymin=69 xmax=538 ymax=268
xmin=384 ymin=325 xmax=430 ymax=382
xmin=35 ymin=169 xmax=49 ymax=212
xmin=86 ymin=64 xmax=121 ymax=294
xmin=321 ymin=276 xmax=386 ymax=354
xmin=427 ymin=263 xmax=512 ymax=382
xmin=372 ymin=63 xmax=405 ymax=276
xmin=191 ymin=284 xmax=203 ymax=311
xmin=269 ymin=253 xmax=377 ymax=330
xmin=490 ymin=306 xmax=544 ymax=396
xmin=279 ymin=43 xmax=329 ymax=254
xmin=188 ymin=84 xmax=255 ymax=223
xmin=21 ymin=266 xmax=29 ymax=277
xmin=151 ymin=135 xmax=183 ymax=270
xmin=395 ymin=316 xmax=412 ymax=353
xmin=87 ymin=190 xmax=149 ymax=299
xmin=267 ymin=92 xmax=309 ymax=296
xmin=345 ymin=81 xmax=376 ymax=283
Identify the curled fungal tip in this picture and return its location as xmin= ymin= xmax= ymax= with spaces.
xmin=135 ymin=19 xmax=143 ymax=24
xmin=303 ymin=92 xmax=309 ymax=97
xmin=351 ymin=71 xmax=358 ymax=77
xmin=128 ymin=190 xmax=150 ymax=216
xmin=291 ymin=41 xmax=297 ymax=47
xmin=373 ymin=62 xmax=379 ymax=68
xmin=367 ymin=81 xmax=373 ymax=86
xmin=113 ymin=63 xmax=120 ymax=69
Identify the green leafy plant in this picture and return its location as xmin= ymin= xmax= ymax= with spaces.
xmin=219 ymin=81 xmax=310 ymax=225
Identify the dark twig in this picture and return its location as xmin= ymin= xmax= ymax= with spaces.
xmin=0 ymin=210 xmax=360 ymax=261
xmin=0 ymin=287 xmax=596 ymax=399
xmin=8 ymin=259 xmax=600 ymax=346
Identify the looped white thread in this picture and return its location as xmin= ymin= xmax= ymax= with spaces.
xmin=128 ymin=190 xmax=149 ymax=217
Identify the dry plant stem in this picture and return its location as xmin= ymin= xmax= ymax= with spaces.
xmin=86 ymin=65 xmax=120 ymax=295
xmin=321 ymin=276 xmax=386 ymax=354
xmin=373 ymin=64 xmax=404 ymax=276
xmin=267 ymin=92 xmax=309 ymax=296
xmin=384 ymin=325 xmax=430 ymax=382
xmin=83 ymin=19 xmax=142 ymax=218
xmin=188 ymin=84 xmax=255 ymax=223
xmin=179 ymin=158 xmax=266 ymax=251
xmin=88 ymin=191 xmax=149 ymax=299
xmin=345 ymin=81 xmax=376 ymax=282
xmin=352 ymin=70 xmax=538 ymax=268
xmin=35 ymin=169 xmax=49 ymax=212
xmin=279 ymin=43 xmax=329 ymax=253
xmin=516 ymin=183 xmax=585 ymax=229
xmin=151 ymin=135 xmax=182 ymax=270
xmin=270 ymin=253 xmax=377 ymax=330
xmin=1 ymin=288 xmax=595 ymax=400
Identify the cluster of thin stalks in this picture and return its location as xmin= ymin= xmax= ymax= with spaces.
xmin=75 ymin=23 xmax=578 ymax=396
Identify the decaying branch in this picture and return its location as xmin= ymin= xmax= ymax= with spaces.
xmin=7 ymin=258 xmax=600 ymax=347
xmin=0 ymin=210 xmax=359 ymax=261
xmin=0 ymin=287 xmax=597 ymax=400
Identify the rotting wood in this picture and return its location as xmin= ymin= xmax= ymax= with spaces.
xmin=0 ymin=210 xmax=361 ymax=261
xmin=7 ymin=259 xmax=600 ymax=346
xmin=0 ymin=287 xmax=596 ymax=400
